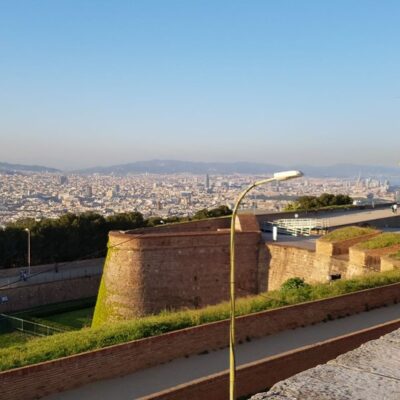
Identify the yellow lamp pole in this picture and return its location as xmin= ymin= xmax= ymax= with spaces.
xmin=229 ymin=170 xmax=303 ymax=400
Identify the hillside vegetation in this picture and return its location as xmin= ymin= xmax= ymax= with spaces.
xmin=1 ymin=269 xmax=400 ymax=372
xmin=356 ymin=233 xmax=400 ymax=250
xmin=285 ymin=193 xmax=353 ymax=211
xmin=321 ymin=226 xmax=376 ymax=242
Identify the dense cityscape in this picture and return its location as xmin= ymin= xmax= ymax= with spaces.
xmin=0 ymin=171 xmax=399 ymax=225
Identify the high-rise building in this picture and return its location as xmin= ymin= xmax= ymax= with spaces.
xmin=84 ymin=185 xmax=93 ymax=198
xmin=59 ymin=175 xmax=68 ymax=185
xmin=205 ymin=174 xmax=210 ymax=190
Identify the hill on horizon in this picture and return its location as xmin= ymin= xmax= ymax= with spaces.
xmin=75 ymin=159 xmax=400 ymax=179
xmin=0 ymin=162 xmax=60 ymax=173
xmin=0 ymin=159 xmax=399 ymax=179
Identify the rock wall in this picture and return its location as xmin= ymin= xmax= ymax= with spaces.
xmin=265 ymin=244 xmax=316 ymax=290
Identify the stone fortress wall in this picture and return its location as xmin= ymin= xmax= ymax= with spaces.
xmin=93 ymin=214 xmax=262 ymax=325
xmin=93 ymin=211 xmax=400 ymax=325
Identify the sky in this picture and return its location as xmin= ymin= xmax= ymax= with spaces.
xmin=0 ymin=0 xmax=399 ymax=170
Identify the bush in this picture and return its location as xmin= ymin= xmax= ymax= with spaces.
xmin=285 ymin=194 xmax=353 ymax=211
xmin=280 ymin=277 xmax=309 ymax=290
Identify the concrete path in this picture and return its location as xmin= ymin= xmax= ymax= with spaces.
xmin=322 ymin=208 xmax=398 ymax=227
xmin=44 ymin=302 xmax=400 ymax=400
xmin=254 ymin=327 xmax=400 ymax=400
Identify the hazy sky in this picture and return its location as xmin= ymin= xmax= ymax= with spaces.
xmin=0 ymin=1 xmax=399 ymax=169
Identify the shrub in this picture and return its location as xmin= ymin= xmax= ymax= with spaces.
xmin=280 ymin=277 xmax=309 ymax=290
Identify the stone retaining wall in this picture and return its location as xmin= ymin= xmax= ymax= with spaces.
xmin=316 ymin=231 xmax=381 ymax=257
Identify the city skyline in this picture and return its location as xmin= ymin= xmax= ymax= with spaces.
xmin=1 ymin=1 xmax=399 ymax=169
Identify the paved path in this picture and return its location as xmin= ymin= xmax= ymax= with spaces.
xmin=254 ymin=327 xmax=400 ymax=400
xmin=44 ymin=302 xmax=400 ymax=400
xmin=322 ymin=208 xmax=398 ymax=227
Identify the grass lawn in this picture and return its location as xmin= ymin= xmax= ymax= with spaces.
xmin=356 ymin=233 xmax=400 ymax=250
xmin=321 ymin=226 xmax=376 ymax=242
xmin=0 ymin=331 xmax=33 ymax=348
xmin=38 ymin=307 xmax=94 ymax=330
xmin=0 ymin=303 xmax=94 ymax=350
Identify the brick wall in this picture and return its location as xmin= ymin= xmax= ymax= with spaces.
xmin=349 ymin=244 xmax=400 ymax=276
xmin=0 ymin=258 xmax=104 ymax=279
xmin=131 ymin=216 xmax=231 ymax=235
xmin=94 ymin=229 xmax=261 ymax=322
xmin=2 ymin=283 xmax=400 ymax=400
xmin=140 ymin=319 xmax=400 ymax=400
xmin=316 ymin=231 xmax=381 ymax=257
xmin=0 ymin=275 xmax=101 ymax=313
xmin=381 ymin=256 xmax=400 ymax=272
xmin=265 ymin=244 xmax=316 ymax=290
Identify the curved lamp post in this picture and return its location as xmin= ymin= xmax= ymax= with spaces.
xmin=229 ymin=170 xmax=303 ymax=400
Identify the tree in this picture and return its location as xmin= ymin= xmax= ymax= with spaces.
xmin=285 ymin=194 xmax=353 ymax=211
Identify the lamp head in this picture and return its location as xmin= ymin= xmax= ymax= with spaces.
xmin=273 ymin=170 xmax=304 ymax=181
xmin=24 ymin=228 xmax=30 ymax=232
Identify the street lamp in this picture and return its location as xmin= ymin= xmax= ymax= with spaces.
xmin=229 ymin=170 xmax=303 ymax=400
xmin=24 ymin=228 xmax=31 ymax=276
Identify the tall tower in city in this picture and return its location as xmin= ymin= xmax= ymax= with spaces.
xmin=59 ymin=175 xmax=68 ymax=185
xmin=205 ymin=174 xmax=210 ymax=190
xmin=84 ymin=185 xmax=93 ymax=198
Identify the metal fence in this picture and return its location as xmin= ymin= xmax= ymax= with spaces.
xmin=0 ymin=313 xmax=64 ymax=336
xmin=0 ymin=264 xmax=103 ymax=289
xmin=263 ymin=218 xmax=330 ymax=237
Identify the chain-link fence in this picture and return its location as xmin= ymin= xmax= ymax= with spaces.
xmin=0 ymin=264 xmax=103 ymax=289
xmin=0 ymin=313 xmax=64 ymax=336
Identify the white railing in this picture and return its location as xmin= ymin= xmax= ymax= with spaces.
xmin=264 ymin=218 xmax=329 ymax=236
xmin=0 ymin=313 xmax=64 ymax=336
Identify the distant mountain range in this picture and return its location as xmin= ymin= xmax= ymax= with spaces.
xmin=0 ymin=162 xmax=60 ymax=173
xmin=76 ymin=160 xmax=400 ymax=179
xmin=1 ymin=160 xmax=399 ymax=179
